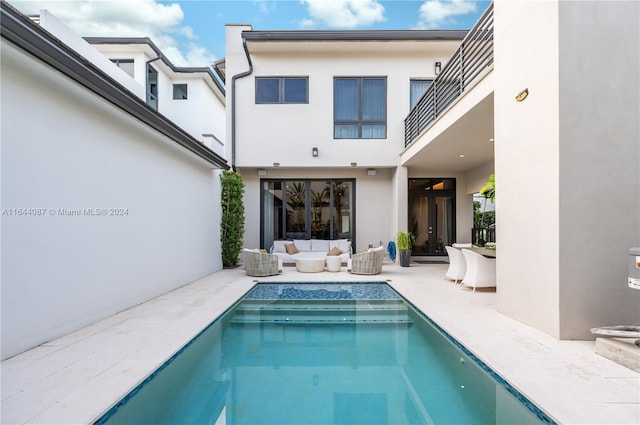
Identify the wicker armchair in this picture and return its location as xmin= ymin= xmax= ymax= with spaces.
xmin=348 ymin=246 xmax=385 ymax=275
xmin=243 ymin=249 xmax=282 ymax=277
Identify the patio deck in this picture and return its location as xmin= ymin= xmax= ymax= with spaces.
xmin=1 ymin=261 xmax=638 ymax=424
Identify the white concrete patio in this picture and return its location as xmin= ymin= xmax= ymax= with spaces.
xmin=1 ymin=261 xmax=638 ymax=424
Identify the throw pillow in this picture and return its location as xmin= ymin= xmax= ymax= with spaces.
xmin=327 ymin=246 xmax=342 ymax=256
xmin=285 ymin=243 xmax=300 ymax=254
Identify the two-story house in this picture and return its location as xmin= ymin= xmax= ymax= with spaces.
xmin=226 ymin=0 xmax=639 ymax=342
xmin=224 ymin=25 xmax=470 ymax=255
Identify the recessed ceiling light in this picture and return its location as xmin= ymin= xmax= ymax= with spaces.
xmin=489 ymin=138 xmax=494 ymax=142
xmin=459 ymin=154 xmax=465 ymax=158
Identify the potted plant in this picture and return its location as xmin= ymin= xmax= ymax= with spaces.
xmin=396 ymin=231 xmax=412 ymax=267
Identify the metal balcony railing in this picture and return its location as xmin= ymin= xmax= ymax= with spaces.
xmin=404 ymin=3 xmax=494 ymax=147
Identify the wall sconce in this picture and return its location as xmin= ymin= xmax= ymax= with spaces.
xmin=257 ymin=169 xmax=267 ymax=176
xmin=515 ymin=88 xmax=529 ymax=102
xmin=367 ymin=169 xmax=377 ymax=176
xmin=435 ymin=61 xmax=442 ymax=75
xmin=273 ymin=162 xmax=280 ymax=168
xmin=312 ymin=147 xmax=318 ymax=157
xmin=350 ymin=162 xmax=357 ymax=167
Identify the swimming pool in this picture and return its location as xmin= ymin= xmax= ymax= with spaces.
xmin=94 ymin=282 xmax=556 ymax=424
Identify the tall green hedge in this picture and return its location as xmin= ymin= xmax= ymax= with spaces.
xmin=220 ymin=170 xmax=245 ymax=267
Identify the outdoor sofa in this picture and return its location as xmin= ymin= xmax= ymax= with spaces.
xmin=270 ymin=239 xmax=352 ymax=264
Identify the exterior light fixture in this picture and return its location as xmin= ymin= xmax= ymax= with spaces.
xmin=515 ymin=88 xmax=529 ymax=102
xmin=257 ymin=169 xmax=267 ymax=176
xmin=367 ymin=169 xmax=377 ymax=176
xmin=312 ymin=147 xmax=318 ymax=157
xmin=273 ymin=162 xmax=280 ymax=168
xmin=435 ymin=61 xmax=442 ymax=75
xmin=350 ymin=162 xmax=357 ymax=167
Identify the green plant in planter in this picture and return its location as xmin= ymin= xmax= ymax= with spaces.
xmin=396 ymin=231 xmax=412 ymax=267
xmin=220 ymin=170 xmax=245 ymax=267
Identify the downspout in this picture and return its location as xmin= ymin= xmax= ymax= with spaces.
xmin=230 ymin=35 xmax=253 ymax=172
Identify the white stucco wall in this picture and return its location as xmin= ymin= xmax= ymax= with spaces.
xmin=227 ymin=28 xmax=460 ymax=170
xmin=494 ymin=0 xmax=640 ymax=339
xmin=169 ymin=78 xmax=226 ymax=157
xmin=0 ymin=41 xmax=223 ymax=359
xmin=494 ymin=0 xmax=561 ymax=337
xmin=557 ymin=0 xmax=640 ymax=338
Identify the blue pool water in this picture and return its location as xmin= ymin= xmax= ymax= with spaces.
xmin=94 ymin=282 xmax=556 ymax=425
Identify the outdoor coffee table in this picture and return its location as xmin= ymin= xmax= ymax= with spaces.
xmin=295 ymin=258 xmax=326 ymax=273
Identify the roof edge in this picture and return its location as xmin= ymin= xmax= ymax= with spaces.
xmin=0 ymin=2 xmax=229 ymax=170
xmin=242 ymin=29 xmax=468 ymax=42
xmin=83 ymin=37 xmax=225 ymax=95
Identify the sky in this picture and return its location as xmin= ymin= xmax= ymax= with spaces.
xmin=10 ymin=0 xmax=490 ymax=68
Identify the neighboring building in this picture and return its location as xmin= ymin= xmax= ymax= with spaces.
xmin=227 ymin=0 xmax=639 ymax=340
xmin=85 ymin=37 xmax=226 ymax=158
xmin=0 ymin=4 xmax=228 ymax=359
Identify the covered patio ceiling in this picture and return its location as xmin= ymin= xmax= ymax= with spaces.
xmin=401 ymin=93 xmax=495 ymax=173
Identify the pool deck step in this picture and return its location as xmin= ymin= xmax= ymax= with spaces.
xmin=231 ymin=301 xmax=413 ymax=325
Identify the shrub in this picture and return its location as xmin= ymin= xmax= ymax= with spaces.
xmin=220 ymin=170 xmax=245 ymax=267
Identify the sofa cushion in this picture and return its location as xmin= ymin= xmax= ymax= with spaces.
xmin=311 ymin=239 xmax=330 ymax=252
xmin=329 ymin=239 xmax=347 ymax=250
xmin=327 ymin=246 xmax=342 ymax=256
xmin=285 ymin=243 xmax=300 ymax=254
xmin=272 ymin=240 xmax=291 ymax=253
xmin=337 ymin=240 xmax=351 ymax=253
xmin=293 ymin=239 xmax=312 ymax=252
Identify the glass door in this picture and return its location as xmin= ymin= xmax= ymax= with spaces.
xmin=409 ymin=178 xmax=456 ymax=256
xmin=261 ymin=179 xmax=355 ymax=249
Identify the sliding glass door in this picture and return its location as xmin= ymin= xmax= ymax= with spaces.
xmin=261 ymin=179 xmax=355 ymax=249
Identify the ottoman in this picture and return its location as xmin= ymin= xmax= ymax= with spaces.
xmin=325 ymin=256 xmax=342 ymax=272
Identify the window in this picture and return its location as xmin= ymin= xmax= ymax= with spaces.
xmin=146 ymin=65 xmax=158 ymax=110
xmin=260 ymin=179 xmax=355 ymax=250
xmin=255 ymin=77 xmax=308 ymax=104
xmin=173 ymin=84 xmax=188 ymax=100
xmin=334 ymin=77 xmax=386 ymax=139
xmin=111 ymin=59 xmax=134 ymax=78
xmin=410 ymin=79 xmax=432 ymax=109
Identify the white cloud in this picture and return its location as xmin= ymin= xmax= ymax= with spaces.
xmin=254 ymin=0 xmax=276 ymax=15
xmin=9 ymin=0 xmax=215 ymax=66
xmin=301 ymin=0 xmax=385 ymax=29
xmin=417 ymin=0 xmax=477 ymax=29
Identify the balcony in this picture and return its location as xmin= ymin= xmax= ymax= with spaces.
xmin=405 ymin=3 xmax=494 ymax=147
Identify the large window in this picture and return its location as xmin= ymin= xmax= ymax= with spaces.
xmin=261 ymin=179 xmax=355 ymax=250
xmin=410 ymin=79 xmax=432 ymax=109
xmin=334 ymin=77 xmax=386 ymax=139
xmin=256 ymin=77 xmax=308 ymax=104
